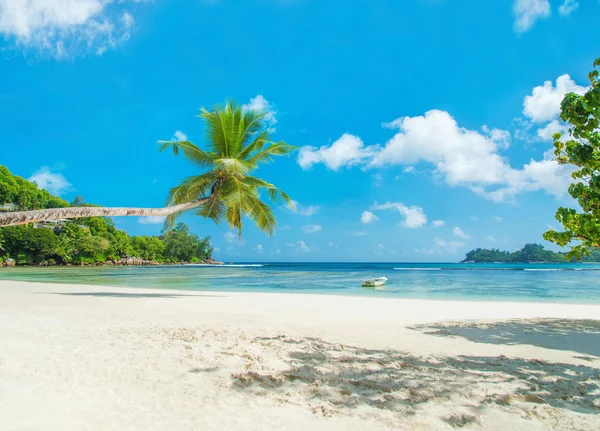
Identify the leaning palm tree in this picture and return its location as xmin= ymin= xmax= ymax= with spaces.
xmin=0 ymin=101 xmax=295 ymax=235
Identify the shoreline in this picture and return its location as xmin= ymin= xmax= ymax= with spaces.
xmin=2 ymin=275 xmax=600 ymax=306
xmin=2 ymin=280 xmax=600 ymax=430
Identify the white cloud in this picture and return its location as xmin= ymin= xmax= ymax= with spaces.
xmin=372 ymin=111 xmax=513 ymax=186
xmin=494 ymin=216 xmax=503 ymax=223
xmin=298 ymin=108 xmax=574 ymax=202
xmin=523 ymin=74 xmax=587 ymax=123
xmin=138 ymin=216 xmax=165 ymax=225
xmin=470 ymin=216 xmax=478 ymax=221
xmin=536 ymin=120 xmax=568 ymax=141
xmin=372 ymin=202 xmax=427 ymax=228
xmin=172 ymin=130 xmax=188 ymax=142
xmin=513 ymin=0 xmax=550 ymax=33
xmin=242 ymin=95 xmax=277 ymax=129
xmin=558 ymin=0 xmax=578 ymax=16
xmin=415 ymin=238 xmax=465 ymax=255
xmin=403 ymin=166 xmax=415 ymax=173
xmin=431 ymin=220 xmax=446 ymax=228
xmin=453 ymin=227 xmax=471 ymax=239
xmin=301 ymin=224 xmax=322 ymax=234
xmin=486 ymin=236 xmax=496 ymax=242
xmin=289 ymin=200 xmax=320 ymax=216
xmin=285 ymin=241 xmax=310 ymax=252
xmin=0 ymin=0 xmax=148 ymax=58
xmin=256 ymin=244 xmax=264 ymax=254
xmin=224 ymin=232 xmax=237 ymax=244
xmin=298 ymin=133 xmax=376 ymax=171
xmin=360 ymin=211 xmax=378 ymax=225
xmin=29 ymin=167 xmax=71 ymax=195
xmin=352 ymin=231 xmax=367 ymax=236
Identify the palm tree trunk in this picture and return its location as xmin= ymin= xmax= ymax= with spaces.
xmin=0 ymin=197 xmax=212 ymax=227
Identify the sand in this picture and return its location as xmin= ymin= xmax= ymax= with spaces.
xmin=1 ymin=280 xmax=599 ymax=430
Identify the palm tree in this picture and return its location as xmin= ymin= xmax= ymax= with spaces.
xmin=0 ymin=101 xmax=295 ymax=235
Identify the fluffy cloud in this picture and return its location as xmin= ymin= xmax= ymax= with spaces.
xmin=523 ymin=74 xmax=587 ymax=123
xmin=285 ymin=241 xmax=310 ymax=252
xmin=486 ymin=236 xmax=496 ymax=242
xmin=372 ymin=202 xmax=427 ymax=228
xmin=415 ymin=238 xmax=465 ymax=255
xmin=298 ymin=133 xmax=375 ymax=171
xmin=242 ymin=95 xmax=277 ymax=129
xmin=138 ymin=216 xmax=165 ymax=225
xmin=298 ymin=107 xmax=575 ymax=202
xmin=513 ymin=0 xmax=550 ymax=33
xmin=431 ymin=220 xmax=446 ymax=228
xmin=289 ymin=200 xmax=320 ymax=216
xmin=360 ymin=211 xmax=378 ymax=225
xmin=29 ymin=167 xmax=71 ymax=195
xmin=224 ymin=232 xmax=237 ymax=244
xmin=453 ymin=227 xmax=471 ymax=239
xmin=256 ymin=244 xmax=264 ymax=254
xmin=559 ymin=0 xmax=578 ymax=16
xmin=172 ymin=130 xmax=188 ymax=142
xmin=301 ymin=224 xmax=322 ymax=234
xmin=0 ymin=0 xmax=148 ymax=58
xmin=536 ymin=120 xmax=568 ymax=141
xmin=494 ymin=216 xmax=503 ymax=223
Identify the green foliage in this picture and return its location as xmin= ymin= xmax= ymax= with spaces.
xmin=463 ymin=244 xmax=572 ymax=263
xmin=544 ymin=58 xmax=600 ymax=259
xmin=1 ymin=226 xmax=60 ymax=264
xmin=160 ymin=101 xmax=295 ymax=236
xmin=0 ymin=165 xmax=213 ymax=266
xmin=161 ymin=222 xmax=212 ymax=263
xmin=463 ymin=248 xmax=511 ymax=263
xmin=0 ymin=166 xmax=69 ymax=210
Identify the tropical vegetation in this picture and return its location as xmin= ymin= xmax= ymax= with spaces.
xmin=544 ymin=57 xmax=600 ymax=259
xmin=0 ymin=101 xmax=294 ymax=235
xmin=0 ymin=167 xmax=212 ymax=266
xmin=463 ymin=243 xmax=600 ymax=263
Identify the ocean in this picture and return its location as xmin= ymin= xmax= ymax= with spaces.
xmin=2 ymin=262 xmax=600 ymax=303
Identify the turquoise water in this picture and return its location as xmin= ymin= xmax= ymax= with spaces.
xmin=2 ymin=262 xmax=600 ymax=303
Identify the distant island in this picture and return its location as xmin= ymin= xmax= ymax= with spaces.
xmin=462 ymin=243 xmax=600 ymax=263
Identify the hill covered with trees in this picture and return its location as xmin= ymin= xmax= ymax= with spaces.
xmin=0 ymin=166 xmax=214 ymax=266
xmin=462 ymin=243 xmax=600 ymax=263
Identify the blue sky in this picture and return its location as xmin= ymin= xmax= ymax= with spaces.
xmin=0 ymin=0 xmax=598 ymax=262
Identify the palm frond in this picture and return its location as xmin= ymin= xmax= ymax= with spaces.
xmin=166 ymin=173 xmax=216 ymax=206
xmin=244 ymin=176 xmax=292 ymax=206
xmin=236 ymin=130 xmax=271 ymax=161
xmin=214 ymin=157 xmax=253 ymax=177
xmin=242 ymin=193 xmax=277 ymax=236
xmin=195 ymin=197 xmax=225 ymax=224
xmin=199 ymin=107 xmax=229 ymax=156
xmin=225 ymin=205 xmax=242 ymax=235
xmin=236 ymin=111 xmax=267 ymax=149
xmin=159 ymin=140 xmax=216 ymax=170
xmin=246 ymin=141 xmax=296 ymax=166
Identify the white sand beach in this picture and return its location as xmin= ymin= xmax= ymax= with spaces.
xmin=1 ymin=280 xmax=599 ymax=430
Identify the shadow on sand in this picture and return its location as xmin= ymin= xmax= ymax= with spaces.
xmin=413 ymin=319 xmax=600 ymax=358
xmin=44 ymin=292 xmax=223 ymax=299
xmin=230 ymin=334 xmax=600 ymax=423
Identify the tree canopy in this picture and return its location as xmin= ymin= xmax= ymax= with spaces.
xmin=463 ymin=243 xmax=600 ymax=263
xmin=160 ymin=101 xmax=295 ymax=235
xmin=0 ymin=166 xmax=213 ymax=266
xmin=544 ymin=57 xmax=600 ymax=259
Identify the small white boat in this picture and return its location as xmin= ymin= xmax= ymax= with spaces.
xmin=362 ymin=277 xmax=388 ymax=288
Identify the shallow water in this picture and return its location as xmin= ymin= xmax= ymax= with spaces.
xmin=2 ymin=262 xmax=600 ymax=303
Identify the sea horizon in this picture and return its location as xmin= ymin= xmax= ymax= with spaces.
xmin=3 ymin=261 xmax=600 ymax=304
